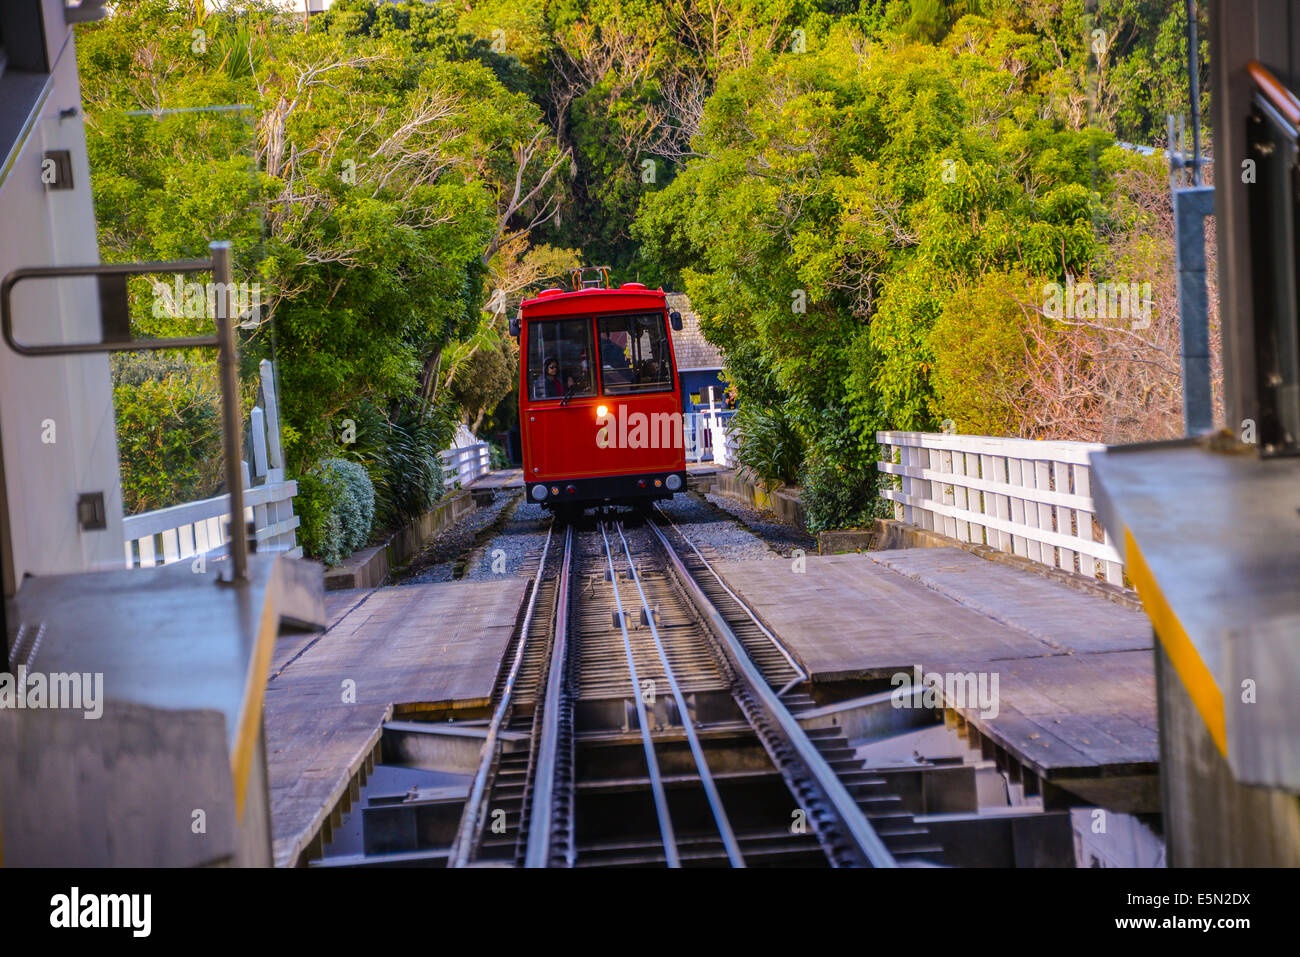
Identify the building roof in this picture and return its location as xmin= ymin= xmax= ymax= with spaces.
xmin=666 ymin=293 xmax=725 ymax=372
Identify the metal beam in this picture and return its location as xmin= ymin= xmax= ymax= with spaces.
xmin=1173 ymin=185 xmax=1216 ymax=434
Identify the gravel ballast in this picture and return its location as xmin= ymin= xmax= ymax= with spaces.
xmin=394 ymin=485 xmax=810 ymax=587
xmin=655 ymin=494 xmax=783 ymax=562
xmin=398 ymin=491 xmax=519 ymax=585
xmin=460 ymin=501 xmax=552 ymax=581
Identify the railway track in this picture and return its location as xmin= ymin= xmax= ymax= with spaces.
xmin=450 ymin=506 xmax=944 ymax=868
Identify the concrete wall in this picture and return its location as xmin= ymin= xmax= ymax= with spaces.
xmin=1157 ymin=643 xmax=1300 ymax=866
xmin=0 ymin=15 xmax=124 ymax=596
xmin=323 ymin=489 xmax=476 ymax=590
xmin=712 ymin=469 xmax=808 ymax=530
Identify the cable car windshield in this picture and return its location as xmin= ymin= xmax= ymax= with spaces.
xmin=596 ymin=312 xmax=673 ymax=395
xmin=527 ymin=317 xmax=595 ymax=401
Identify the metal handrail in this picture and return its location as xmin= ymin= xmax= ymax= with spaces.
xmin=1248 ymin=60 xmax=1300 ymax=127
xmin=0 ymin=241 xmax=249 ymax=582
xmin=569 ymin=265 xmax=612 ymax=290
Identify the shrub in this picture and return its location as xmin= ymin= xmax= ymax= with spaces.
xmin=377 ymin=404 xmax=451 ymax=524
xmin=295 ymin=470 xmax=346 ymax=566
xmin=799 ymin=455 xmax=882 ymax=534
xmin=297 ymin=460 xmax=375 ymax=565
xmin=322 ymin=458 xmax=376 ymax=553
xmin=336 ymin=398 xmax=455 ymax=529
xmin=732 ymin=403 xmax=803 ymax=488
xmin=112 ymin=355 xmax=223 ymax=514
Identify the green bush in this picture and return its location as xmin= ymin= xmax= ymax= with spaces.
xmin=376 ymin=404 xmax=451 ymax=524
xmin=799 ymin=455 xmax=883 ymax=534
xmin=296 ymin=460 xmax=375 ymax=566
xmin=112 ymin=355 xmax=223 ymax=514
xmin=733 ymin=403 xmax=803 ymax=488
xmin=322 ymin=458 xmax=375 ymax=553
xmin=336 ymin=398 xmax=454 ymax=529
xmin=295 ymin=470 xmax=346 ymax=566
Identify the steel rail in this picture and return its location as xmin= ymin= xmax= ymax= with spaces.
xmin=645 ymin=518 xmax=897 ymax=867
xmin=524 ymin=525 xmax=574 ymax=867
xmin=449 ymin=524 xmax=555 ymax=868
xmin=613 ymin=522 xmax=746 ymax=867
xmin=653 ymin=505 xmax=808 ymax=690
xmin=598 ymin=521 xmax=680 ymax=867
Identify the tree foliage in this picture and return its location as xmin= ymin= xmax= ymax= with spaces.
xmin=81 ymin=0 xmax=1200 ymax=541
xmin=79 ymin=0 xmax=574 ymax=556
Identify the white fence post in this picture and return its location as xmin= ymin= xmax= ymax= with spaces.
xmin=259 ymin=359 xmax=284 ymax=474
xmin=875 ymin=431 xmax=1124 ymax=582
xmin=249 ymin=406 xmax=268 ymax=480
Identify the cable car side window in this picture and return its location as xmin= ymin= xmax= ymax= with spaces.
xmin=527 ymin=317 xmax=595 ymax=401
xmin=596 ymin=312 xmax=673 ymax=395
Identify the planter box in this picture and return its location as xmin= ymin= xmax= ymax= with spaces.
xmin=817 ymin=528 xmax=876 ymax=554
xmin=323 ymin=489 xmax=475 ymax=591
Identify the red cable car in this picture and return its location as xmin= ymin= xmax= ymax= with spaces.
xmin=516 ymin=267 xmax=687 ymax=514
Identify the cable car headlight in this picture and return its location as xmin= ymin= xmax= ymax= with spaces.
xmin=596 ymin=405 xmax=608 ymax=418
xmin=665 ymin=474 xmax=682 ymax=491
xmin=531 ymin=484 xmax=548 ymax=501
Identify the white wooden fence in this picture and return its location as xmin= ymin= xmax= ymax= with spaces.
xmin=440 ymin=441 xmax=492 ymax=490
xmin=876 ymin=431 xmax=1124 ymax=584
xmin=124 ymin=359 xmax=301 ymax=568
xmin=685 ymin=408 xmax=734 ymax=462
xmin=711 ymin=416 xmax=741 ymax=469
xmin=123 ymin=479 xmax=300 ymax=568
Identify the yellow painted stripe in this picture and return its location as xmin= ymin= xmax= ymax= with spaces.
xmin=230 ymin=584 xmax=281 ymax=819
xmin=1124 ymin=528 xmax=1227 ymax=756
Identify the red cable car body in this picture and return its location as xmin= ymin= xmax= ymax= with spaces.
xmin=518 ymin=280 xmax=687 ymax=511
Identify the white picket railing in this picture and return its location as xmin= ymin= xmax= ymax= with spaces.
xmin=123 ymin=479 xmax=300 ymax=568
xmin=440 ymin=441 xmax=492 ymax=490
xmin=685 ymin=408 xmax=735 ymax=462
xmin=712 ymin=417 xmax=741 ymax=469
xmin=123 ymin=359 xmax=302 ymax=569
xmin=876 ymin=431 xmax=1124 ymax=585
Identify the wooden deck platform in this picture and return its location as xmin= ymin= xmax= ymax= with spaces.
xmin=264 ymin=578 xmax=529 ymax=866
xmin=713 ymin=547 xmax=1158 ymax=810
xmin=467 ymin=467 xmax=523 ymax=490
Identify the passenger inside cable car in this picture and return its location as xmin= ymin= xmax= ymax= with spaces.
xmin=528 ymin=318 xmax=595 ymax=401
xmin=535 ymin=357 xmax=567 ymax=398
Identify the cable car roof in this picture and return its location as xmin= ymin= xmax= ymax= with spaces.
xmin=520 ymin=284 xmax=667 ymax=316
